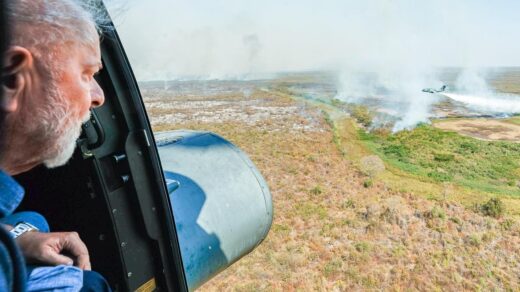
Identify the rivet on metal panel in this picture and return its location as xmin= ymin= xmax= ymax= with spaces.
xmin=121 ymin=175 xmax=130 ymax=183
xmin=111 ymin=114 xmax=116 ymax=120
xmin=99 ymin=234 xmax=105 ymax=241
xmin=151 ymin=207 xmax=156 ymax=212
xmin=137 ymin=151 xmax=142 ymax=156
xmin=112 ymin=209 xmax=117 ymax=214
xmin=113 ymin=153 xmax=127 ymax=163
xmin=127 ymin=272 xmax=132 ymax=278
xmin=121 ymin=242 xmax=127 ymax=248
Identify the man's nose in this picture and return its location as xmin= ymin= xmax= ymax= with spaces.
xmin=90 ymin=80 xmax=105 ymax=108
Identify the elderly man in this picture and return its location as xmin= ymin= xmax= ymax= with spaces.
xmin=1 ymin=0 xmax=110 ymax=290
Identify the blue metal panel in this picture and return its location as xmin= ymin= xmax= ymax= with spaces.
xmin=156 ymin=130 xmax=273 ymax=290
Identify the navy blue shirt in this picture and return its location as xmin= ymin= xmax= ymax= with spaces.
xmin=0 ymin=170 xmax=26 ymax=291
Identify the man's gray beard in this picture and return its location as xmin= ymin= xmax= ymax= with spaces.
xmin=42 ymin=112 xmax=89 ymax=168
xmin=41 ymin=87 xmax=91 ymax=169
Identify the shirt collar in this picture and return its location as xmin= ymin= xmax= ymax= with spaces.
xmin=0 ymin=170 xmax=24 ymax=218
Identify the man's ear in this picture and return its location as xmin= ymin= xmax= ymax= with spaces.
xmin=1 ymin=46 xmax=33 ymax=113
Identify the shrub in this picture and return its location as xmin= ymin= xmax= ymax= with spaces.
xmin=500 ymin=218 xmax=515 ymax=231
xmin=363 ymin=179 xmax=373 ymax=188
xmin=272 ymin=224 xmax=291 ymax=235
xmin=350 ymin=104 xmax=374 ymax=128
xmin=331 ymin=98 xmax=343 ymax=107
xmin=427 ymin=171 xmax=453 ymax=182
xmin=480 ymin=198 xmax=504 ymax=218
xmin=323 ymin=259 xmax=343 ymax=277
xmin=467 ymin=234 xmax=482 ymax=247
xmin=371 ymin=127 xmax=391 ymax=138
xmin=322 ymin=110 xmax=333 ymax=128
xmin=354 ymin=242 xmax=371 ymax=253
xmin=310 ymin=185 xmax=323 ymax=195
xmin=425 ymin=206 xmax=446 ymax=220
xmin=295 ymin=202 xmax=328 ymax=220
xmin=459 ymin=142 xmax=479 ymax=153
xmin=383 ymin=144 xmax=409 ymax=160
xmin=449 ymin=217 xmax=462 ymax=224
xmin=342 ymin=199 xmax=355 ymax=209
xmin=434 ymin=153 xmax=455 ymax=162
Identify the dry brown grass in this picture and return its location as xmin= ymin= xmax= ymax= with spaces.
xmin=434 ymin=118 xmax=520 ymax=142
xmin=146 ymin=85 xmax=520 ymax=291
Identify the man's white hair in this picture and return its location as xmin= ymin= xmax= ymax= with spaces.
xmin=7 ymin=0 xmax=105 ymax=76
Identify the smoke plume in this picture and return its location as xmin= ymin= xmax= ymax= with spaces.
xmin=105 ymin=0 xmax=520 ymax=129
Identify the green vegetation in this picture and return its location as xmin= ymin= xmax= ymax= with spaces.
xmin=500 ymin=218 xmax=515 ymax=230
xmin=323 ymin=259 xmax=343 ymax=277
xmin=426 ymin=205 xmax=447 ymax=220
xmin=467 ymin=234 xmax=482 ymax=247
xmin=309 ymin=185 xmax=323 ymax=195
xmin=342 ymin=199 xmax=355 ymax=209
xmin=347 ymin=104 xmax=374 ymax=128
xmin=322 ymin=110 xmax=343 ymax=152
xmin=354 ymin=242 xmax=372 ymax=253
xmin=294 ymin=202 xmax=328 ymax=220
xmin=150 ymin=73 xmax=520 ymax=291
xmin=359 ymin=124 xmax=520 ymax=196
xmin=479 ymin=198 xmax=505 ymax=218
xmin=272 ymin=224 xmax=291 ymax=236
xmin=506 ymin=115 xmax=520 ymax=125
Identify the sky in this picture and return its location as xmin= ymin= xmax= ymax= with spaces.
xmin=106 ymin=0 xmax=520 ymax=81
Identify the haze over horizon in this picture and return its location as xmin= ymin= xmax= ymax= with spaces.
xmin=108 ymin=0 xmax=520 ymax=81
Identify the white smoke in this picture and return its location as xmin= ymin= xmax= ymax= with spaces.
xmin=336 ymin=67 xmax=520 ymax=131
xmin=335 ymin=66 xmax=444 ymax=131
xmin=442 ymin=92 xmax=520 ymax=114
xmin=104 ymin=0 xmax=520 ymax=129
xmin=433 ymin=68 xmax=520 ymax=115
xmin=107 ymin=0 xmax=520 ymax=82
xmin=455 ymin=69 xmax=493 ymax=94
